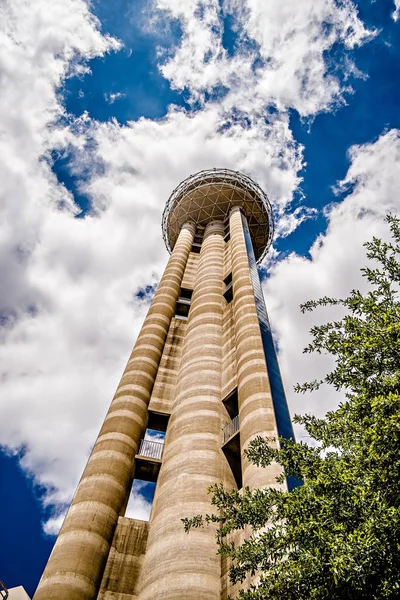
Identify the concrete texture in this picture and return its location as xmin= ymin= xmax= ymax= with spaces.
xmin=138 ymin=220 xmax=235 ymax=600
xmin=98 ymin=518 xmax=148 ymax=600
xmin=7 ymin=587 xmax=31 ymax=600
xmin=34 ymin=223 xmax=195 ymax=600
xmin=229 ymin=207 xmax=283 ymax=491
xmin=36 ymin=172 xmax=290 ymax=600
xmin=149 ymin=317 xmax=187 ymax=415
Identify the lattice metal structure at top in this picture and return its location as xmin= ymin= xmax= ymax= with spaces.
xmin=162 ymin=168 xmax=274 ymax=264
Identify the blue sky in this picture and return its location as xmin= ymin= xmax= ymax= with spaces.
xmin=1 ymin=0 xmax=400 ymax=596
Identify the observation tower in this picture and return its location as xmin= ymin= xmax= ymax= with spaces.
xmin=34 ymin=169 xmax=294 ymax=600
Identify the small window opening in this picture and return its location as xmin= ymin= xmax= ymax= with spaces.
xmin=175 ymin=287 xmax=192 ymax=320
xmin=179 ymin=288 xmax=193 ymax=300
xmin=175 ymin=302 xmax=190 ymax=319
xmin=194 ymin=233 xmax=204 ymax=245
xmin=191 ymin=228 xmax=204 ymax=253
xmin=224 ymin=272 xmax=232 ymax=287
xmin=224 ymin=220 xmax=230 ymax=243
xmin=191 ymin=242 xmax=201 ymax=253
xmin=148 ymin=410 xmax=170 ymax=432
xmin=135 ymin=428 xmax=165 ymax=476
xmin=125 ymin=425 xmax=167 ymax=521
xmin=221 ymin=388 xmax=242 ymax=488
xmin=125 ymin=479 xmax=156 ymax=521
xmin=223 ymin=388 xmax=239 ymax=419
xmin=223 ymin=272 xmax=233 ymax=304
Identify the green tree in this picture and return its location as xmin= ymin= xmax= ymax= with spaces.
xmin=184 ymin=215 xmax=400 ymax=599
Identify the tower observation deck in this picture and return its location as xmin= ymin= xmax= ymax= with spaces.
xmin=162 ymin=168 xmax=274 ymax=263
xmin=34 ymin=169 xmax=294 ymax=600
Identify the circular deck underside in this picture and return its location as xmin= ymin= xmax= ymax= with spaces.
xmin=162 ymin=169 xmax=274 ymax=264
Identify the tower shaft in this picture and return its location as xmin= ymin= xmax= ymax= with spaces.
xmin=230 ymin=207 xmax=282 ymax=490
xmin=35 ymin=168 xmax=295 ymax=600
xmin=139 ymin=220 xmax=233 ymax=600
xmin=34 ymin=223 xmax=195 ymax=600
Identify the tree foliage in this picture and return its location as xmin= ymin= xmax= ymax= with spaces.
xmin=183 ymin=215 xmax=400 ymax=599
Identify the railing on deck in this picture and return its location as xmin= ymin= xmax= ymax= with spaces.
xmin=222 ymin=415 xmax=240 ymax=444
xmin=138 ymin=439 xmax=164 ymax=460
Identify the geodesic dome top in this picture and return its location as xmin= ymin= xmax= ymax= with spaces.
xmin=162 ymin=168 xmax=274 ymax=264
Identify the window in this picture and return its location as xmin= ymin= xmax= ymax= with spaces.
xmin=191 ymin=242 xmax=201 ymax=253
xmin=179 ymin=288 xmax=193 ymax=300
xmin=221 ymin=388 xmax=242 ymax=489
xmin=224 ymin=272 xmax=232 ymax=287
xmin=175 ymin=287 xmax=192 ymax=320
xmin=193 ymin=232 xmax=204 ymax=245
xmin=223 ymin=388 xmax=238 ymax=419
xmin=223 ymin=272 xmax=233 ymax=304
xmin=175 ymin=302 xmax=190 ymax=320
xmin=191 ymin=228 xmax=204 ymax=253
xmin=124 ymin=412 xmax=170 ymax=520
xmin=224 ymin=220 xmax=231 ymax=243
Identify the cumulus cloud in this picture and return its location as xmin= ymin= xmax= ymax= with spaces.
xmin=394 ymin=1 xmax=400 ymax=21
xmin=0 ymin=0 xmax=303 ymax=527
xmin=125 ymin=481 xmax=154 ymax=521
xmin=0 ymin=0 xmax=382 ymax=533
xmin=264 ymin=129 xmax=400 ymax=436
xmin=0 ymin=0 xmax=117 ymax=315
xmin=155 ymin=0 xmax=373 ymax=115
xmin=275 ymin=206 xmax=318 ymax=238
xmin=0 ymin=0 xmax=125 ymax=507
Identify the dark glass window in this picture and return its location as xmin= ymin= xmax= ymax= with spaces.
xmin=222 ymin=389 xmax=242 ymax=489
xmin=175 ymin=287 xmax=192 ymax=320
xmin=175 ymin=301 xmax=190 ymax=319
xmin=223 ymin=272 xmax=233 ymax=303
xmin=224 ymin=272 xmax=232 ymax=286
xmin=179 ymin=288 xmax=193 ymax=300
xmin=191 ymin=243 xmax=201 ymax=254
xmin=223 ymin=388 xmax=238 ymax=419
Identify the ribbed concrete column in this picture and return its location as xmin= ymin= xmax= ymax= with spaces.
xmin=139 ymin=220 xmax=227 ymax=600
xmin=34 ymin=223 xmax=195 ymax=600
xmin=229 ymin=207 xmax=282 ymax=490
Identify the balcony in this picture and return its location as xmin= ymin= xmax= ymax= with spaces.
xmin=222 ymin=414 xmax=239 ymax=445
xmin=222 ymin=415 xmax=242 ymax=489
xmin=138 ymin=439 xmax=164 ymax=460
xmin=135 ymin=439 xmax=164 ymax=482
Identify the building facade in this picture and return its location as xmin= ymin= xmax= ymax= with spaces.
xmin=34 ymin=169 xmax=294 ymax=600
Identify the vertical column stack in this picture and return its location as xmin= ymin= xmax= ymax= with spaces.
xmin=229 ymin=207 xmax=283 ymax=491
xmin=34 ymin=223 xmax=195 ymax=600
xmin=139 ymin=220 xmax=229 ymax=600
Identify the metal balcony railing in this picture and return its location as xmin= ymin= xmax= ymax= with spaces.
xmin=138 ymin=439 xmax=164 ymax=461
xmin=0 ymin=580 xmax=8 ymax=600
xmin=222 ymin=415 xmax=240 ymax=444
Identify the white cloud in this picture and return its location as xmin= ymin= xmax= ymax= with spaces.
xmin=0 ymin=0 xmax=125 ymax=508
xmin=104 ymin=92 xmax=126 ymax=104
xmin=0 ymin=0 xmax=383 ymax=532
xmin=155 ymin=0 xmax=374 ymax=116
xmin=0 ymin=0 xmax=303 ymax=526
xmin=43 ymin=512 xmax=67 ymax=536
xmin=125 ymin=481 xmax=154 ymax=521
xmin=264 ymin=129 xmax=400 ymax=436
xmin=394 ymin=1 xmax=400 ymax=21
xmin=275 ymin=206 xmax=318 ymax=238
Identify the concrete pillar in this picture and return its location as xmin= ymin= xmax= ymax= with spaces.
xmin=34 ymin=223 xmax=195 ymax=600
xmin=229 ymin=207 xmax=282 ymax=490
xmin=139 ymin=220 xmax=228 ymax=600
